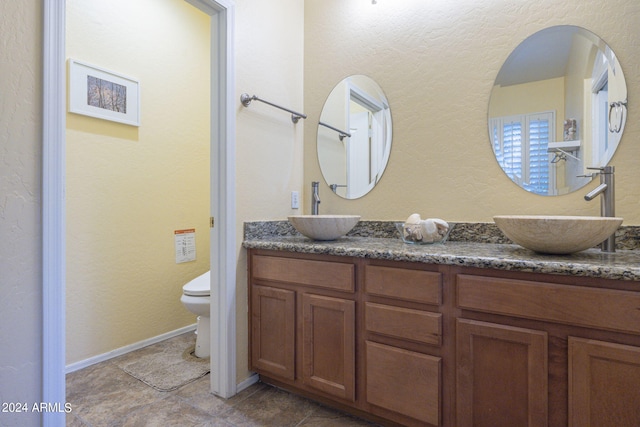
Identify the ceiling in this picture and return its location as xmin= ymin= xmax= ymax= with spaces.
xmin=495 ymin=26 xmax=583 ymax=87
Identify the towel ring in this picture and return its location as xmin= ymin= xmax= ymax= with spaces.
xmin=608 ymin=101 xmax=626 ymax=133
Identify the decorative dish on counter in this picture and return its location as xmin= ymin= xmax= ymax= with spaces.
xmin=395 ymin=221 xmax=454 ymax=245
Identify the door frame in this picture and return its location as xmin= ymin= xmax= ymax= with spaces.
xmin=42 ymin=1 xmax=237 ymax=425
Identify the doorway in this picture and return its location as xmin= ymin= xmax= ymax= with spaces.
xmin=42 ymin=1 xmax=237 ymax=425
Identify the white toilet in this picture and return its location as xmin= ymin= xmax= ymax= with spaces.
xmin=180 ymin=270 xmax=211 ymax=358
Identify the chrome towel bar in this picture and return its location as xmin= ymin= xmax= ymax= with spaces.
xmin=240 ymin=93 xmax=307 ymax=123
xmin=318 ymin=121 xmax=351 ymax=141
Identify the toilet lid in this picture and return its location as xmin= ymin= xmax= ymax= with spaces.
xmin=183 ymin=270 xmax=210 ymax=296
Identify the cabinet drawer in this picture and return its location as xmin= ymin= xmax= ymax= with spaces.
xmin=252 ymin=254 xmax=354 ymax=292
xmin=365 ymin=265 xmax=442 ymax=305
xmin=366 ymin=302 xmax=442 ymax=346
xmin=366 ymin=341 xmax=441 ymax=425
xmin=457 ymin=274 xmax=640 ymax=335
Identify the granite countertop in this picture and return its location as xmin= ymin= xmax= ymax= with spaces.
xmin=243 ymin=221 xmax=640 ymax=282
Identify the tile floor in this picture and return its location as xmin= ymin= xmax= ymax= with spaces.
xmin=66 ymin=334 xmax=379 ymax=427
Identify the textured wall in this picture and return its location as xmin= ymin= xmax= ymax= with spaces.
xmin=0 ymin=1 xmax=43 ymax=425
xmin=304 ymin=0 xmax=640 ymax=223
xmin=66 ymin=0 xmax=211 ymax=364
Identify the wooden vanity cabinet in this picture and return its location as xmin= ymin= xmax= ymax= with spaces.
xmin=455 ymin=270 xmax=640 ymax=427
xmin=249 ymin=249 xmax=640 ymax=427
xmin=249 ymin=251 xmax=357 ymax=403
xmin=363 ymin=263 xmax=445 ymax=427
xmin=249 ymin=251 xmax=447 ymax=426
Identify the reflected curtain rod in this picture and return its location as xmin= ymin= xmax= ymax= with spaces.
xmin=240 ymin=93 xmax=307 ymax=123
xmin=318 ymin=121 xmax=351 ymax=141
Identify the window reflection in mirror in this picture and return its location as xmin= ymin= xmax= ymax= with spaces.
xmin=488 ymin=26 xmax=627 ymax=196
xmin=317 ymin=75 xmax=392 ymax=199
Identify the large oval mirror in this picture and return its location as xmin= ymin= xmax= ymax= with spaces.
xmin=317 ymin=75 xmax=392 ymax=199
xmin=488 ymin=26 xmax=627 ymax=196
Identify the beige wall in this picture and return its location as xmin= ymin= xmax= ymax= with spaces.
xmin=304 ymin=0 xmax=640 ymax=223
xmin=0 ymin=1 xmax=43 ymax=425
xmin=66 ymin=0 xmax=211 ymax=363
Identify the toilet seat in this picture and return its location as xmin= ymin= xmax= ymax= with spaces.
xmin=183 ymin=271 xmax=210 ymax=297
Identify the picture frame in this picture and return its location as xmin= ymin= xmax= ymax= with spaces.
xmin=68 ymin=59 xmax=140 ymax=126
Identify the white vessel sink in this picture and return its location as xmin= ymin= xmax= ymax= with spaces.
xmin=288 ymin=215 xmax=361 ymax=241
xmin=493 ymin=215 xmax=623 ymax=254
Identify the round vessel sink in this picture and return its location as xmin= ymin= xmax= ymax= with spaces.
xmin=493 ymin=215 xmax=623 ymax=254
xmin=288 ymin=215 xmax=361 ymax=241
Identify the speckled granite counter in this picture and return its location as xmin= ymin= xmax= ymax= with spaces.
xmin=243 ymin=221 xmax=640 ymax=282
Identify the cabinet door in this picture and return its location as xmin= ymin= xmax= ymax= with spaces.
xmin=569 ymin=337 xmax=640 ymax=427
xmin=302 ymin=293 xmax=355 ymax=401
xmin=251 ymin=284 xmax=295 ymax=380
xmin=456 ymin=319 xmax=548 ymax=427
xmin=366 ymin=341 xmax=441 ymax=426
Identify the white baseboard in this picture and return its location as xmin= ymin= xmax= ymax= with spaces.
xmin=65 ymin=324 xmax=197 ymax=374
xmin=236 ymin=373 xmax=259 ymax=393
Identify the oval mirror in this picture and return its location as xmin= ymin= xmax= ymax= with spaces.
xmin=488 ymin=26 xmax=627 ymax=196
xmin=317 ymin=75 xmax=393 ymax=199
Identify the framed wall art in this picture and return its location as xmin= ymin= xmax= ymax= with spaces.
xmin=68 ymin=59 xmax=140 ymax=126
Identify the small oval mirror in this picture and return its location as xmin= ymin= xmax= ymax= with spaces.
xmin=488 ymin=26 xmax=627 ymax=195
xmin=317 ymin=75 xmax=392 ymax=199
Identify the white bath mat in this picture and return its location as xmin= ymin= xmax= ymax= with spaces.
xmin=114 ymin=332 xmax=210 ymax=392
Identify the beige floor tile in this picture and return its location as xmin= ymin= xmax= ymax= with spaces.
xmin=299 ymin=405 xmax=381 ymax=426
xmin=65 ymin=412 xmax=88 ymax=427
xmin=66 ymin=333 xmax=378 ymax=426
xmin=217 ymin=386 xmax=318 ymax=426
xmin=66 ymin=362 xmax=165 ymax=427
xmin=175 ymin=377 xmax=268 ymax=417
xmin=120 ymin=395 xmax=230 ymax=427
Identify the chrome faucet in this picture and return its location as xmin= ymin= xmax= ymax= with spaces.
xmin=583 ymin=165 xmax=616 ymax=252
xmin=311 ymin=181 xmax=321 ymax=215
